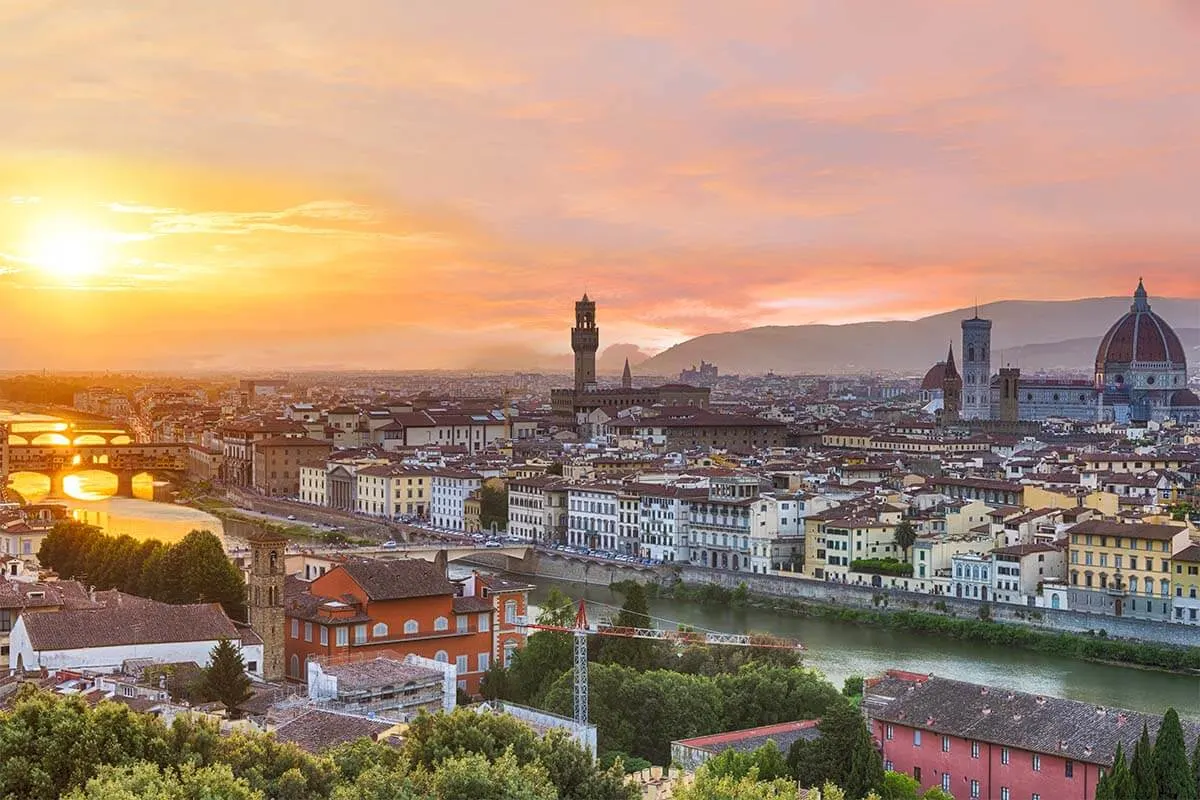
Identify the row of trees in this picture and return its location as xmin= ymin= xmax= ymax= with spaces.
xmin=481 ymin=585 xmax=842 ymax=765
xmin=1095 ymin=709 xmax=1200 ymax=800
xmin=0 ymin=688 xmax=637 ymax=800
xmin=37 ymin=521 xmax=246 ymax=619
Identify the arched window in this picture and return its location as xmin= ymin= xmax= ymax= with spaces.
xmin=404 ymin=619 xmax=419 ymax=635
xmin=434 ymin=650 xmax=449 ymax=663
xmin=968 ymin=346 xmax=975 ymax=361
xmin=434 ymin=616 xmax=448 ymax=631
xmin=1144 ymin=577 xmax=1154 ymax=595
xmin=290 ymin=654 xmax=300 ymax=678
xmin=372 ymin=622 xmax=389 ymax=638
xmin=1051 ymin=594 xmax=1060 ymax=609
xmin=1160 ymin=579 xmax=1170 ymax=598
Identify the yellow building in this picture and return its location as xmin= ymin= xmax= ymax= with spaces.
xmin=1067 ymin=520 xmax=1191 ymax=621
xmin=1024 ymin=485 xmax=1119 ymax=517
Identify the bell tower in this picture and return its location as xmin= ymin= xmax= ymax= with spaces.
xmin=942 ymin=343 xmax=962 ymax=423
xmin=572 ymin=294 xmax=599 ymax=392
xmin=246 ymin=528 xmax=288 ymax=682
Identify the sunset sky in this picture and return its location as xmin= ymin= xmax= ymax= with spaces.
xmin=2 ymin=1 xmax=1199 ymax=371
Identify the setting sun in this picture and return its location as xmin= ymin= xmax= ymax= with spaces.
xmin=24 ymin=215 xmax=110 ymax=281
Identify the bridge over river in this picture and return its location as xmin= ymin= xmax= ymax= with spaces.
xmin=3 ymin=442 xmax=188 ymax=498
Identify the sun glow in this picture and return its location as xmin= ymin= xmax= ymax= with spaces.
xmin=24 ymin=215 xmax=111 ymax=281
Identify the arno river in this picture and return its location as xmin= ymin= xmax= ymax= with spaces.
xmin=524 ymin=579 xmax=1200 ymax=717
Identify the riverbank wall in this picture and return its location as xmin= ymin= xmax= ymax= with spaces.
xmin=675 ymin=566 xmax=1200 ymax=649
xmin=462 ymin=550 xmax=662 ymax=586
xmin=494 ymin=552 xmax=1199 ymax=649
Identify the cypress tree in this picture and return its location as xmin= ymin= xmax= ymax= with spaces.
xmin=1192 ymin=737 xmax=1200 ymax=799
xmin=1154 ymin=708 xmax=1197 ymax=800
xmin=203 ymin=639 xmax=252 ymax=716
xmin=1104 ymin=741 xmax=1137 ymax=800
xmin=1133 ymin=722 xmax=1161 ymax=800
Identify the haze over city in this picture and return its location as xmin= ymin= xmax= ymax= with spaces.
xmin=2 ymin=2 xmax=1200 ymax=370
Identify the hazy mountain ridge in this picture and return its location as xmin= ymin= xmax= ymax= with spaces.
xmin=637 ymin=296 xmax=1200 ymax=376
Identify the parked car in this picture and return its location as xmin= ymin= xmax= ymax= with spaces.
xmin=381 ymin=540 xmax=398 ymax=549
xmin=484 ymin=539 xmax=502 ymax=548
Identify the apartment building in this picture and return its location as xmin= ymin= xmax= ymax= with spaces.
xmin=1066 ymin=520 xmax=1192 ymax=621
xmin=867 ymin=671 xmax=1200 ymax=800
xmin=284 ymin=559 xmax=528 ymax=694
xmin=354 ymin=466 xmax=431 ymax=519
xmin=251 ymin=437 xmax=333 ymax=498
xmin=431 ymin=470 xmax=483 ymax=531
xmin=1172 ymin=543 xmax=1200 ymax=625
xmin=507 ymin=476 xmax=569 ymax=543
xmin=566 ymin=485 xmax=621 ymax=550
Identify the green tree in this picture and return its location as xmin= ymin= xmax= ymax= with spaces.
xmin=424 ymin=751 xmax=557 ymax=800
xmin=879 ymin=770 xmax=920 ymax=800
xmin=166 ymin=530 xmax=247 ymax=619
xmin=842 ymin=675 xmax=865 ymax=701
xmin=0 ymin=688 xmax=172 ymax=800
xmin=486 ymin=590 xmax=576 ymax=705
xmin=1097 ymin=741 xmax=1136 ymax=800
xmin=673 ymin=766 xmax=800 ymax=800
xmin=203 ymin=639 xmax=253 ymax=716
xmin=788 ymin=697 xmax=881 ymax=796
xmin=1133 ymin=723 xmax=1160 ymax=800
xmin=1192 ymin=737 xmax=1200 ymax=799
xmin=893 ymin=520 xmax=917 ymax=563
xmin=62 ymin=761 xmax=263 ymax=800
xmin=403 ymin=708 xmax=633 ymax=800
xmin=844 ymin=718 xmax=885 ymax=800
xmin=598 ymin=583 xmax=665 ymax=671
xmin=1154 ymin=708 xmax=1197 ymax=800
xmin=704 ymin=742 xmax=788 ymax=784
xmin=479 ymin=483 xmax=509 ymax=532
xmin=919 ymin=789 xmax=955 ymax=800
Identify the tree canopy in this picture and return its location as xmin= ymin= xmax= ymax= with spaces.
xmin=37 ymin=523 xmax=246 ymax=619
xmin=0 ymin=688 xmax=636 ymax=800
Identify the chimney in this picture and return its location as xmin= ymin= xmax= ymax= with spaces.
xmin=1036 ymin=696 xmax=1046 ymax=705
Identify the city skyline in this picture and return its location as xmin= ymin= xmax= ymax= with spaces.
xmin=3 ymin=2 xmax=1200 ymax=370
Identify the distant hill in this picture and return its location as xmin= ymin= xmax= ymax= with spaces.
xmin=637 ymin=296 xmax=1200 ymax=376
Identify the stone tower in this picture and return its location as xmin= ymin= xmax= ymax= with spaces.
xmin=246 ymin=528 xmax=288 ymax=682
xmin=572 ymin=294 xmax=599 ymax=392
xmin=621 ymin=358 xmax=632 ymax=389
xmin=942 ymin=344 xmax=962 ymax=423
xmin=961 ymin=310 xmax=993 ymax=420
xmin=998 ymin=367 xmax=1021 ymax=423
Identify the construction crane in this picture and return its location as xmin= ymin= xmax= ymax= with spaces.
xmin=521 ymin=599 xmax=805 ymax=726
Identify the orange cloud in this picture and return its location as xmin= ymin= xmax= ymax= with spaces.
xmin=0 ymin=2 xmax=1198 ymax=370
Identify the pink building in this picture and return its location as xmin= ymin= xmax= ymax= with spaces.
xmin=866 ymin=670 xmax=1200 ymax=800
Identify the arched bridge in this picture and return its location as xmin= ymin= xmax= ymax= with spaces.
xmin=5 ymin=443 xmax=188 ymax=498
xmin=6 ymin=421 xmax=133 ymax=446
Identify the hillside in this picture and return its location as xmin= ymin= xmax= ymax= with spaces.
xmin=637 ymin=296 xmax=1200 ymax=376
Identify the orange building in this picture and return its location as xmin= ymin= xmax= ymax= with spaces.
xmin=457 ymin=572 xmax=535 ymax=668
xmin=283 ymin=559 xmax=529 ymax=694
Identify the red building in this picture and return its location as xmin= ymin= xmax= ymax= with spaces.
xmin=283 ymin=559 xmax=530 ymax=694
xmin=866 ymin=671 xmax=1200 ymax=800
xmin=456 ymin=572 xmax=534 ymax=668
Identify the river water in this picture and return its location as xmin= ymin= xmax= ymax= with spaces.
xmin=524 ymin=579 xmax=1200 ymax=717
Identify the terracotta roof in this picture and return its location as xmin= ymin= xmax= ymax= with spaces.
xmin=675 ymin=720 xmax=821 ymax=754
xmin=451 ymin=595 xmax=492 ymax=613
xmin=868 ymin=672 xmax=1199 ymax=767
xmin=273 ymin=709 xmax=395 ymax=753
xmin=1066 ymin=519 xmax=1186 ymax=541
xmin=336 ymin=559 xmax=456 ymax=601
xmin=19 ymin=598 xmax=238 ymax=650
